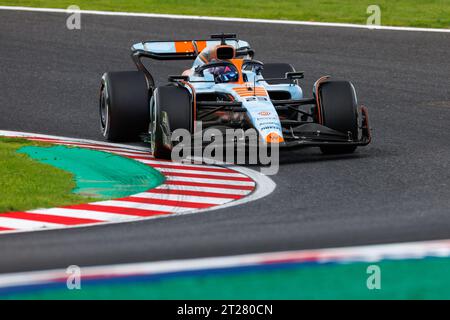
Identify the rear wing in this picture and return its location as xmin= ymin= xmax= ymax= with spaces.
xmin=131 ymin=39 xmax=251 ymax=60
xmin=130 ymin=35 xmax=252 ymax=88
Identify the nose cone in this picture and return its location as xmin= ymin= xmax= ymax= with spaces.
xmin=240 ymin=99 xmax=284 ymax=145
xmin=265 ymin=132 xmax=284 ymax=144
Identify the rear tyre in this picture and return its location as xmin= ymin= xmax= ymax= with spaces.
xmin=100 ymin=71 xmax=150 ymax=141
xmin=150 ymin=86 xmax=193 ymax=159
xmin=317 ymin=80 xmax=358 ymax=154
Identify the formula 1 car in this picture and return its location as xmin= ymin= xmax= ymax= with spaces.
xmin=99 ymin=34 xmax=371 ymax=159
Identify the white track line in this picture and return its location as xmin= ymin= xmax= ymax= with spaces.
xmin=0 ymin=217 xmax=62 ymax=230
xmin=132 ymin=192 xmax=230 ymax=205
xmin=27 ymin=141 xmax=151 ymax=155
xmin=61 ymin=146 xmax=150 ymax=156
xmin=1 ymin=239 xmax=450 ymax=289
xmin=0 ymin=5 xmax=448 ymax=33
xmin=0 ymin=130 xmax=152 ymax=152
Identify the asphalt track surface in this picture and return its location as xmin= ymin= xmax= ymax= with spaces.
xmin=0 ymin=10 xmax=449 ymax=273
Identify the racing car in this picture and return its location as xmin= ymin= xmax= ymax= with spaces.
xmin=99 ymin=33 xmax=371 ymax=159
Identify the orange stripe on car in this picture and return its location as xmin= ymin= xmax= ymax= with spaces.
xmin=233 ymin=86 xmax=268 ymax=97
xmin=229 ymin=59 xmax=244 ymax=84
xmin=314 ymin=76 xmax=330 ymax=125
xmin=195 ymin=41 xmax=207 ymax=52
xmin=175 ymin=41 xmax=195 ymax=53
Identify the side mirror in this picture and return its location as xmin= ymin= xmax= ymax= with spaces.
xmin=168 ymin=75 xmax=189 ymax=82
xmin=254 ymin=65 xmax=264 ymax=75
xmin=286 ymin=72 xmax=305 ymax=80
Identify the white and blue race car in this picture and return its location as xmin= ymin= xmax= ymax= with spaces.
xmin=99 ymin=34 xmax=371 ymax=159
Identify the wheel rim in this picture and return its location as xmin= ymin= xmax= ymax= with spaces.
xmin=99 ymin=85 xmax=109 ymax=136
xmin=150 ymin=95 xmax=157 ymax=153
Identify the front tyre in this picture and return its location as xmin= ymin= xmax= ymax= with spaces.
xmin=100 ymin=71 xmax=150 ymax=141
xmin=150 ymin=86 xmax=193 ymax=160
xmin=316 ymin=80 xmax=359 ymax=154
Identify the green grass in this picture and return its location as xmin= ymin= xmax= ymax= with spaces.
xmin=1 ymin=0 xmax=449 ymax=28
xmin=0 ymin=137 xmax=98 ymax=213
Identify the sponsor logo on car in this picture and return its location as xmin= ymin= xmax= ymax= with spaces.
xmin=258 ymin=111 xmax=271 ymax=116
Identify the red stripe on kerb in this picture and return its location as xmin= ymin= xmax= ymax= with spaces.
xmin=0 ymin=227 xmax=15 ymax=232
xmin=147 ymin=189 xmax=243 ymax=199
xmin=65 ymin=204 xmax=172 ymax=217
xmin=165 ymin=180 xmax=255 ymax=190
xmin=70 ymin=145 xmax=149 ymax=155
xmin=164 ymin=172 xmax=252 ymax=181
xmin=125 ymin=154 xmax=167 ymax=161
xmin=149 ymin=163 xmax=235 ymax=173
xmin=3 ymin=212 xmax=101 ymax=225
xmin=119 ymin=197 xmax=215 ymax=209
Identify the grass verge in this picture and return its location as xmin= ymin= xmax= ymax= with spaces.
xmin=0 ymin=0 xmax=448 ymax=29
xmin=0 ymin=137 xmax=98 ymax=213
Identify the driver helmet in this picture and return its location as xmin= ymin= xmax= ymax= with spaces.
xmin=211 ymin=65 xmax=239 ymax=83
